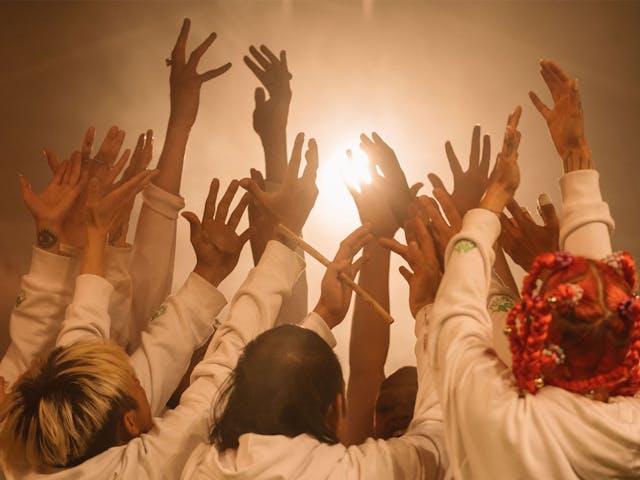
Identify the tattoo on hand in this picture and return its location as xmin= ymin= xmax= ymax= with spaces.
xmin=37 ymin=229 xmax=58 ymax=249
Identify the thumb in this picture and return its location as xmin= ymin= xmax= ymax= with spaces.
xmin=537 ymin=193 xmax=558 ymax=229
xmin=409 ymin=182 xmax=423 ymax=197
xmin=254 ymin=87 xmax=266 ymax=106
xmin=181 ymin=211 xmax=201 ymax=240
xmin=18 ymin=174 xmax=32 ymax=203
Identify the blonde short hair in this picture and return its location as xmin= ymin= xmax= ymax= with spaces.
xmin=0 ymin=340 xmax=137 ymax=468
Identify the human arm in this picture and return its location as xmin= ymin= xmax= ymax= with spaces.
xmin=530 ymin=60 xmax=611 ymax=258
xmin=342 ymin=136 xmax=411 ymax=445
xmin=154 ymin=18 xmax=231 ymax=194
xmin=56 ymin=168 xmax=159 ymax=347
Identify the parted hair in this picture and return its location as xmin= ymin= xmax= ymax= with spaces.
xmin=0 ymin=340 xmax=137 ymax=469
xmin=506 ymin=251 xmax=640 ymax=396
xmin=211 ymin=325 xmax=344 ymax=451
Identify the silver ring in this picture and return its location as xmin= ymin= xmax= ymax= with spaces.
xmin=165 ymin=57 xmax=174 ymax=67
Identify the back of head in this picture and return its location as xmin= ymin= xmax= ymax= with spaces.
xmin=211 ymin=325 xmax=344 ymax=451
xmin=506 ymin=251 xmax=640 ymax=396
xmin=0 ymin=341 xmax=137 ymax=469
xmin=374 ymin=366 xmax=418 ymax=439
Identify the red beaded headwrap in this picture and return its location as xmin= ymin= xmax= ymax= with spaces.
xmin=506 ymin=251 xmax=640 ymax=396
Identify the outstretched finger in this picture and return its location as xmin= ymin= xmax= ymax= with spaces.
xmin=244 ymin=55 xmax=267 ymax=84
xmin=53 ymin=159 xmax=69 ymax=184
xmin=398 ymin=265 xmax=413 ymax=285
xmin=427 ymin=173 xmax=447 ymax=192
xmin=479 ymin=134 xmax=491 ymax=179
xmin=43 ymin=148 xmax=61 ymax=174
xmin=506 ymin=199 xmax=528 ymax=227
xmin=444 ymin=141 xmax=464 ymax=179
xmin=171 ymin=18 xmax=191 ymax=67
xmin=469 ymin=125 xmax=481 ymax=169
xmin=286 ymin=132 xmax=305 ymax=182
xmin=68 ymin=151 xmax=83 ymax=185
xmin=81 ymin=126 xmax=95 ymax=162
xmin=529 ymin=91 xmax=552 ymax=121
xmin=188 ymin=32 xmax=217 ymax=67
xmin=238 ymin=227 xmax=254 ymax=247
xmin=432 ymin=188 xmax=462 ymax=229
xmin=203 ymin=178 xmax=220 ymax=220
xmin=107 ymin=169 xmax=157 ymax=207
xmin=379 ymin=237 xmax=408 ymax=261
xmin=259 ymin=44 xmax=279 ymax=64
xmin=302 ymin=138 xmax=319 ymax=183
xmin=248 ymin=45 xmax=271 ymax=70
xmin=335 ymin=225 xmax=372 ymax=261
xmin=181 ymin=211 xmax=202 ymax=241
xmin=239 ymin=177 xmax=270 ymax=211
xmin=537 ymin=193 xmax=559 ymax=230
xmin=215 ymin=180 xmax=240 ymax=223
xmin=200 ymin=62 xmax=232 ymax=82
xmin=227 ymin=193 xmax=250 ymax=228
xmin=254 ymin=87 xmax=266 ymax=108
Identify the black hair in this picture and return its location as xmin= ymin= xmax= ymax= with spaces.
xmin=211 ymin=325 xmax=344 ymax=450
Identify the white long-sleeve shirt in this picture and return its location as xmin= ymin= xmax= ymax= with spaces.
xmin=0 ymin=247 xmax=77 ymax=390
xmin=0 ymin=185 xmax=183 ymax=393
xmin=3 ymin=240 xmax=305 ymax=480
xmin=428 ymin=170 xmax=639 ymax=479
xmin=180 ymin=282 xmax=447 ymax=480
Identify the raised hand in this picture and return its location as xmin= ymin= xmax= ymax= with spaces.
xmin=359 ymin=133 xmax=421 ymax=226
xmin=246 ymin=168 xmax=276 ymax=265
xmin=313 ymin=226 xmax=372 ymax=328
xmin=346 ymin=150 xmax=399 ymax=238
xmin=182 ymin=179 xmax=252 ymax=287
xmin=480 ymin=106 xmax=522 ymax=214
xmin=109 ymin=130 xmax=154 ymax=246
xmin=168 ymin=18 xmax=232 ymax=128
xmin=500 ymin=195 xmax=559 ymax=271
xmin=529 ymin=60 xmax=591 ymax=171
xmin=20 ymin=151 xmax=88 ymax=253
xmin=379 ymin=211 xmax=441 ymax=317
xmin=419 ymin=189 xmax=462 ymax=265
xmin=428 ymin=125 xmax=491 ymax=216
xmin=245 ymin=45 xmax=291 ymax=139
xmin=85 ymin=169 xmax=157 ymax=239
xmin=241 ymin=132 xmax=318 ymax=234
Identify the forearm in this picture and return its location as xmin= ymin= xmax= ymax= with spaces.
xmin=81 ymin=230 xmax=107 ymax=277
xmin=260 ymin=130 xmax=288 ymax=183
xmin=153 ymin=122 xmax=191 ymax=194
xmin=344 ymin=244 xmax=390 ymax=444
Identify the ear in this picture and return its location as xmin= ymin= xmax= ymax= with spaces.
xmin=121 ymin=409 xmax=141 ymax=440
xmin=325 ymin=392 xmax=346 ymax=437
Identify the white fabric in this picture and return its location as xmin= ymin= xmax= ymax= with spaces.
xmin=55 ymin=271 xmax=226 ymax=417
xmin=129 ymin=183 xmax=185 ymax=350
xmin=0 ymin=247 xmax=78 ymax=390
xmin=180 ymin=288 xmax=447 ymax=479
xmin=428 ymin=205 xmax=640 ymax=479
xmin=559 ymin=169 xmax=614 ymax=258
xmin=3 ymin=240 xmax=303 ymax=480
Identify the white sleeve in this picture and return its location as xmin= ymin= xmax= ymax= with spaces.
xmin=110 ymin=241 xmax=305 ymax=480
xmin=427 ymin=209 xmax=544 ymax=478
xmin=56 ymin=274 xmax=114 ymax=346
xmin=559 ymin=170 xmax=613 ymax=258
xmin=128 ymin=272 xmax=226 ymax=416
xmin=298 ymin=312 xmax=337 ymax=348
xmin=487 ymin=270 xmax=519 ymax=368
xmin=103 ymin=246 xmax=133 ymax=349
xmin=128 ymin=184 xmax=185 ymax=351
xmin=0 ymin=247 xmax=78 ymax=388
xmin=266 ymin=180 xmax=308 ymax=327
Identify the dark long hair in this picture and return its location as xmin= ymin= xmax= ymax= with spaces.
xmin=211 ymin=325 xmax=344 ymax=450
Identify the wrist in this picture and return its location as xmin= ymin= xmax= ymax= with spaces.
xmin=562 ymin=141 xmax=592 ymax=172
xmin=167 ymin=117 xmax=193 ymax=132
xmin=35 ymin=223 xmax=62 ymax=252
xmin=480 ymin=186 xmax=512 ymax=214
xmin=313 ymin=302 xmax=340 ymax=329
xmin=193 ymin=263 xmax=225 ymax=287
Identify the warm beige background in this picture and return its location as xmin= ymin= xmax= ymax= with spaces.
xmin=1 ymin=1 xmax=638 ymax=377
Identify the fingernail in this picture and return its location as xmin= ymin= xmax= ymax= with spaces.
xmin=538 ymin=193 xmax=552 ymax=207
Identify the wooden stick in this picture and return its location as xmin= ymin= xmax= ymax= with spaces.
xmin=276 ymin=223 xmax=395 ymax=325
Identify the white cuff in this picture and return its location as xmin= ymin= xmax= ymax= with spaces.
xmin=299 ymin=312 xmax=337 ymax=348
xmin=143 ymin=183 xmax=186 ymax=219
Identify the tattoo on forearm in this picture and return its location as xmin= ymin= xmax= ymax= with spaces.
xmin=109 ymin=224 xmax=123 ymax=245
xmin=37 ymin=229 xmax=58 ymax=249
